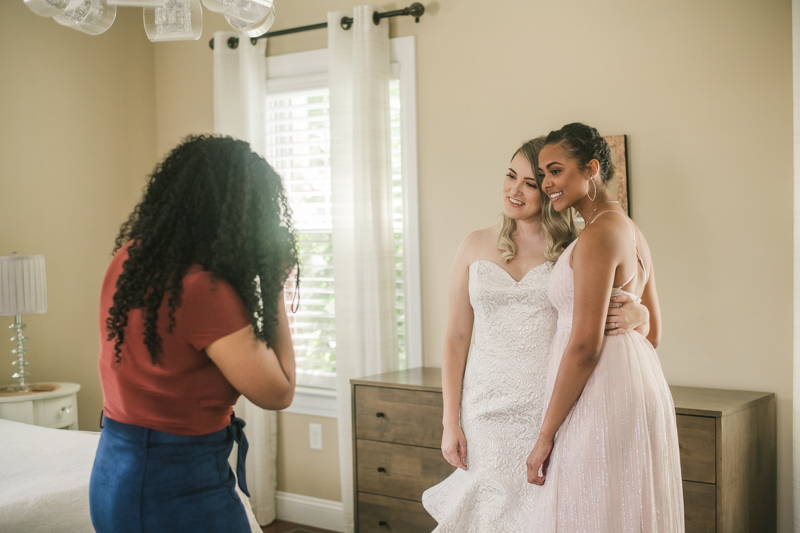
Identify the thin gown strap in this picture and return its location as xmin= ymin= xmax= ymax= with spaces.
xmin=588 ymin=210 xmax=647 ymax=288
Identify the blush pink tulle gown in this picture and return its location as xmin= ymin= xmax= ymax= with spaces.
xmin=530 ymin=213 xmax=685 ymax=533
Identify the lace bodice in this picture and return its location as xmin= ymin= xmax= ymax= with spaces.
xmin=469 ymin=260 xmax=557 ymax=358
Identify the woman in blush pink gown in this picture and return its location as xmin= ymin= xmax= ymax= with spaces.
xmin=526 ymin=123 xmax=684 ymax=533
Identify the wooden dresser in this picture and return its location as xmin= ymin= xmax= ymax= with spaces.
xmin=351 ymin=368 xmax=453 ymax=533
xmin=672 ymin=386 xmax=776 ymax=533
xmin=351 ymin=369 xmax=776 ymax=532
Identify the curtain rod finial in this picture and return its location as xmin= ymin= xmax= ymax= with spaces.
xmin=409 ymin=2 xmax=425 ymax=21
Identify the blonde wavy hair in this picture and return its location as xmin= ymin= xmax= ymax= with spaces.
xmin=498 ymin=137 xmax=580 ymax=263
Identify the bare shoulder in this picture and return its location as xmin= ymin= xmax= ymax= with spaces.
xmin=463 ymin=225 xmax=498 ymax=246
xmin=602 ymin=215 xmax=653 ymax=267
xmin=572 ymin=212 xmax=629 ymax=262
xmin=457 ymin=225 xmax=500 ymax=264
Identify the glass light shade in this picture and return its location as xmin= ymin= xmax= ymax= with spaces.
xmin=144 ymin=0 xmax=203 ymax=42
xmin=53 ymin=0 xmax=117 ymax=35
xmin=23 ymin=0 xmax=84 ymax=17
xmin=201 ymin=0 xmax=267 ymax=24
xmin=225 ymin=4 xmax=274 ymax=37
xmin=107 ymin=0 xmax=165 ymax=6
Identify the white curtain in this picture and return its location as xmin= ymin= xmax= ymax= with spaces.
xmin=213 ymin=32 xmax=276 ymax=528
xmin=328 ymin=8 xmax=399 ymax=533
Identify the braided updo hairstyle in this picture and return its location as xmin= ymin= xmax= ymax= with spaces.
xmin=107 ymin=135 xmax=299 ymax=365
xmin=544 ymin=123 xmax=615 ymax=184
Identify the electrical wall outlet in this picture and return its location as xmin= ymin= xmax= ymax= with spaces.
xmin=309 ymin=423 xmax=323 ymax=450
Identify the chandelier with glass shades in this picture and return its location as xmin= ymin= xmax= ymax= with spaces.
xmin=23 ymin=0 xmax=276 ymax=41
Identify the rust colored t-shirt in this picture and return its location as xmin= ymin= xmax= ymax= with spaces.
xmin=98 ymin=243 xmax=251 ymax=436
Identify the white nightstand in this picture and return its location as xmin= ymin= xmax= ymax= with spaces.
xmin=0 ymin=382 xmax=81 ymax=430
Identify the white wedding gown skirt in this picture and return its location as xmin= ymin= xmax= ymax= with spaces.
xmin=530 ymin=240 xmax=684 ymax=533
xmin=422 ymin=260 xmax=557 ymax=533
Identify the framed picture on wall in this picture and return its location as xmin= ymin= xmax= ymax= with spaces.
xmin=604 ymin=134 xmax=630 ymax=216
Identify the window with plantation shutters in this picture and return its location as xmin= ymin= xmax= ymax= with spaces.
xmin=266 ymin=85 xmax=337 ymax=389
xmin=265 ymin=40 xmax=420 ymax=397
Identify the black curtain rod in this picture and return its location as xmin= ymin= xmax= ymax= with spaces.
xmin=209 ymin=2 xmax=424 ymax=50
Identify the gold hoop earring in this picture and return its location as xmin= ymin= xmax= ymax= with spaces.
xmin=588 ymin=177 xmax=597 ymax=201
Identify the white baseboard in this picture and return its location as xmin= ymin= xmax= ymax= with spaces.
xmin=275 ymin=491 xmax=345 ymax=532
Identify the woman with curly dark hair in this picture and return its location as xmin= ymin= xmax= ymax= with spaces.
xmin=89 ymin=135 xmax=299 ymax=533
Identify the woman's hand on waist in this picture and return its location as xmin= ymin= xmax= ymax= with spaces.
xmin=605 ymin=293 xmax=648 ymax=336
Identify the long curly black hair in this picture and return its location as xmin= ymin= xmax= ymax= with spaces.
xmin=106 ymin=135 xmax=299 ymax=365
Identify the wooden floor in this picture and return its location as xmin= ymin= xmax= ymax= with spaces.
xmin=261 ymin=519 xmax=338 ymax=533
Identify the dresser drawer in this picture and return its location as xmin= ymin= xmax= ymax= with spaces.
xmin=355 ymin=385 xmax=443 ymax=447
xmin=41 ymin=394 xmax=77 ymax=428
xmin=357 ymin=492 xmax=437 ymax=533
xmin=683 ymin=481 xmax=716 ymax=533
xmin=356 ymin=439 xmax=454 ymax=501
xmin=676 ymin=415 xmax=716 ymax=484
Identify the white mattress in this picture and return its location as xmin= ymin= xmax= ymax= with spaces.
xmin=0 ymin=418 xmax=100 ymax=532
xmin=0 ymin=418 xmax=261 ymax=532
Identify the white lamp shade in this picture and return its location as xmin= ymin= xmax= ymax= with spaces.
xmin=0 ymin=255 xmax=47 ymax=316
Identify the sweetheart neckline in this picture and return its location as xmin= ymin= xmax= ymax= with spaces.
xmin=470 ymin=260 xmax=551 ymax=284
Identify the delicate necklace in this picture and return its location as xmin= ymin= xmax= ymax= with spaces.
xmin=586 ymin=200 xmax=619 ymax=225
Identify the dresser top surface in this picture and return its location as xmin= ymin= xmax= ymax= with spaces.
xmin=351 ymin=369 xmax=774 ymax=417
xmin=351 ymin=367 xmax=442 ymax=392
xmin=669 ymin=385 xmax=774 ymax=417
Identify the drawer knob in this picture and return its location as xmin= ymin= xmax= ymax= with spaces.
xmin=376 ymin=412 xmax=385 ymax=418
xmin=61 ymin=406 xmax=72 ymax=415
xmin=377 ymin=467 xmax=386 ymax=473
xmin=378 ymin=521 xmax=387 ymax=527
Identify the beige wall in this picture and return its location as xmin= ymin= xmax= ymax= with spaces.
xmin=416 ymin=10 xmax=793 ymax=532
xmin=277 ymin=412 xmax=342 ymax=501
xmin=0 ymin=3 xmax=157 ymax=431
xmin=1 ymin=0 xmax=793 ymax=529
xmin=153 ymin=15 xmax=225 ymax=157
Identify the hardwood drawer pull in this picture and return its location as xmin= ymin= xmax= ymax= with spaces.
xmin=377 ymin=467 xmax=386 ymax=473
xmin=376 ymin=412 xmax=385 ymax=418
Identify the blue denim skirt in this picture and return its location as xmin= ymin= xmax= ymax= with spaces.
xmin=89 ymin=415 xmax=251 ymax=533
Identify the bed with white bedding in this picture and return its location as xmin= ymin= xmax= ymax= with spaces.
xmin=0 ymin=418 xmax=99 ymax=532
xmin=0 ymin=417 xmax=261 ymax=532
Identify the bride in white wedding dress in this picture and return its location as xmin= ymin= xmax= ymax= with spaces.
xmin=421 ymin=137 xmax=652 ymax=533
